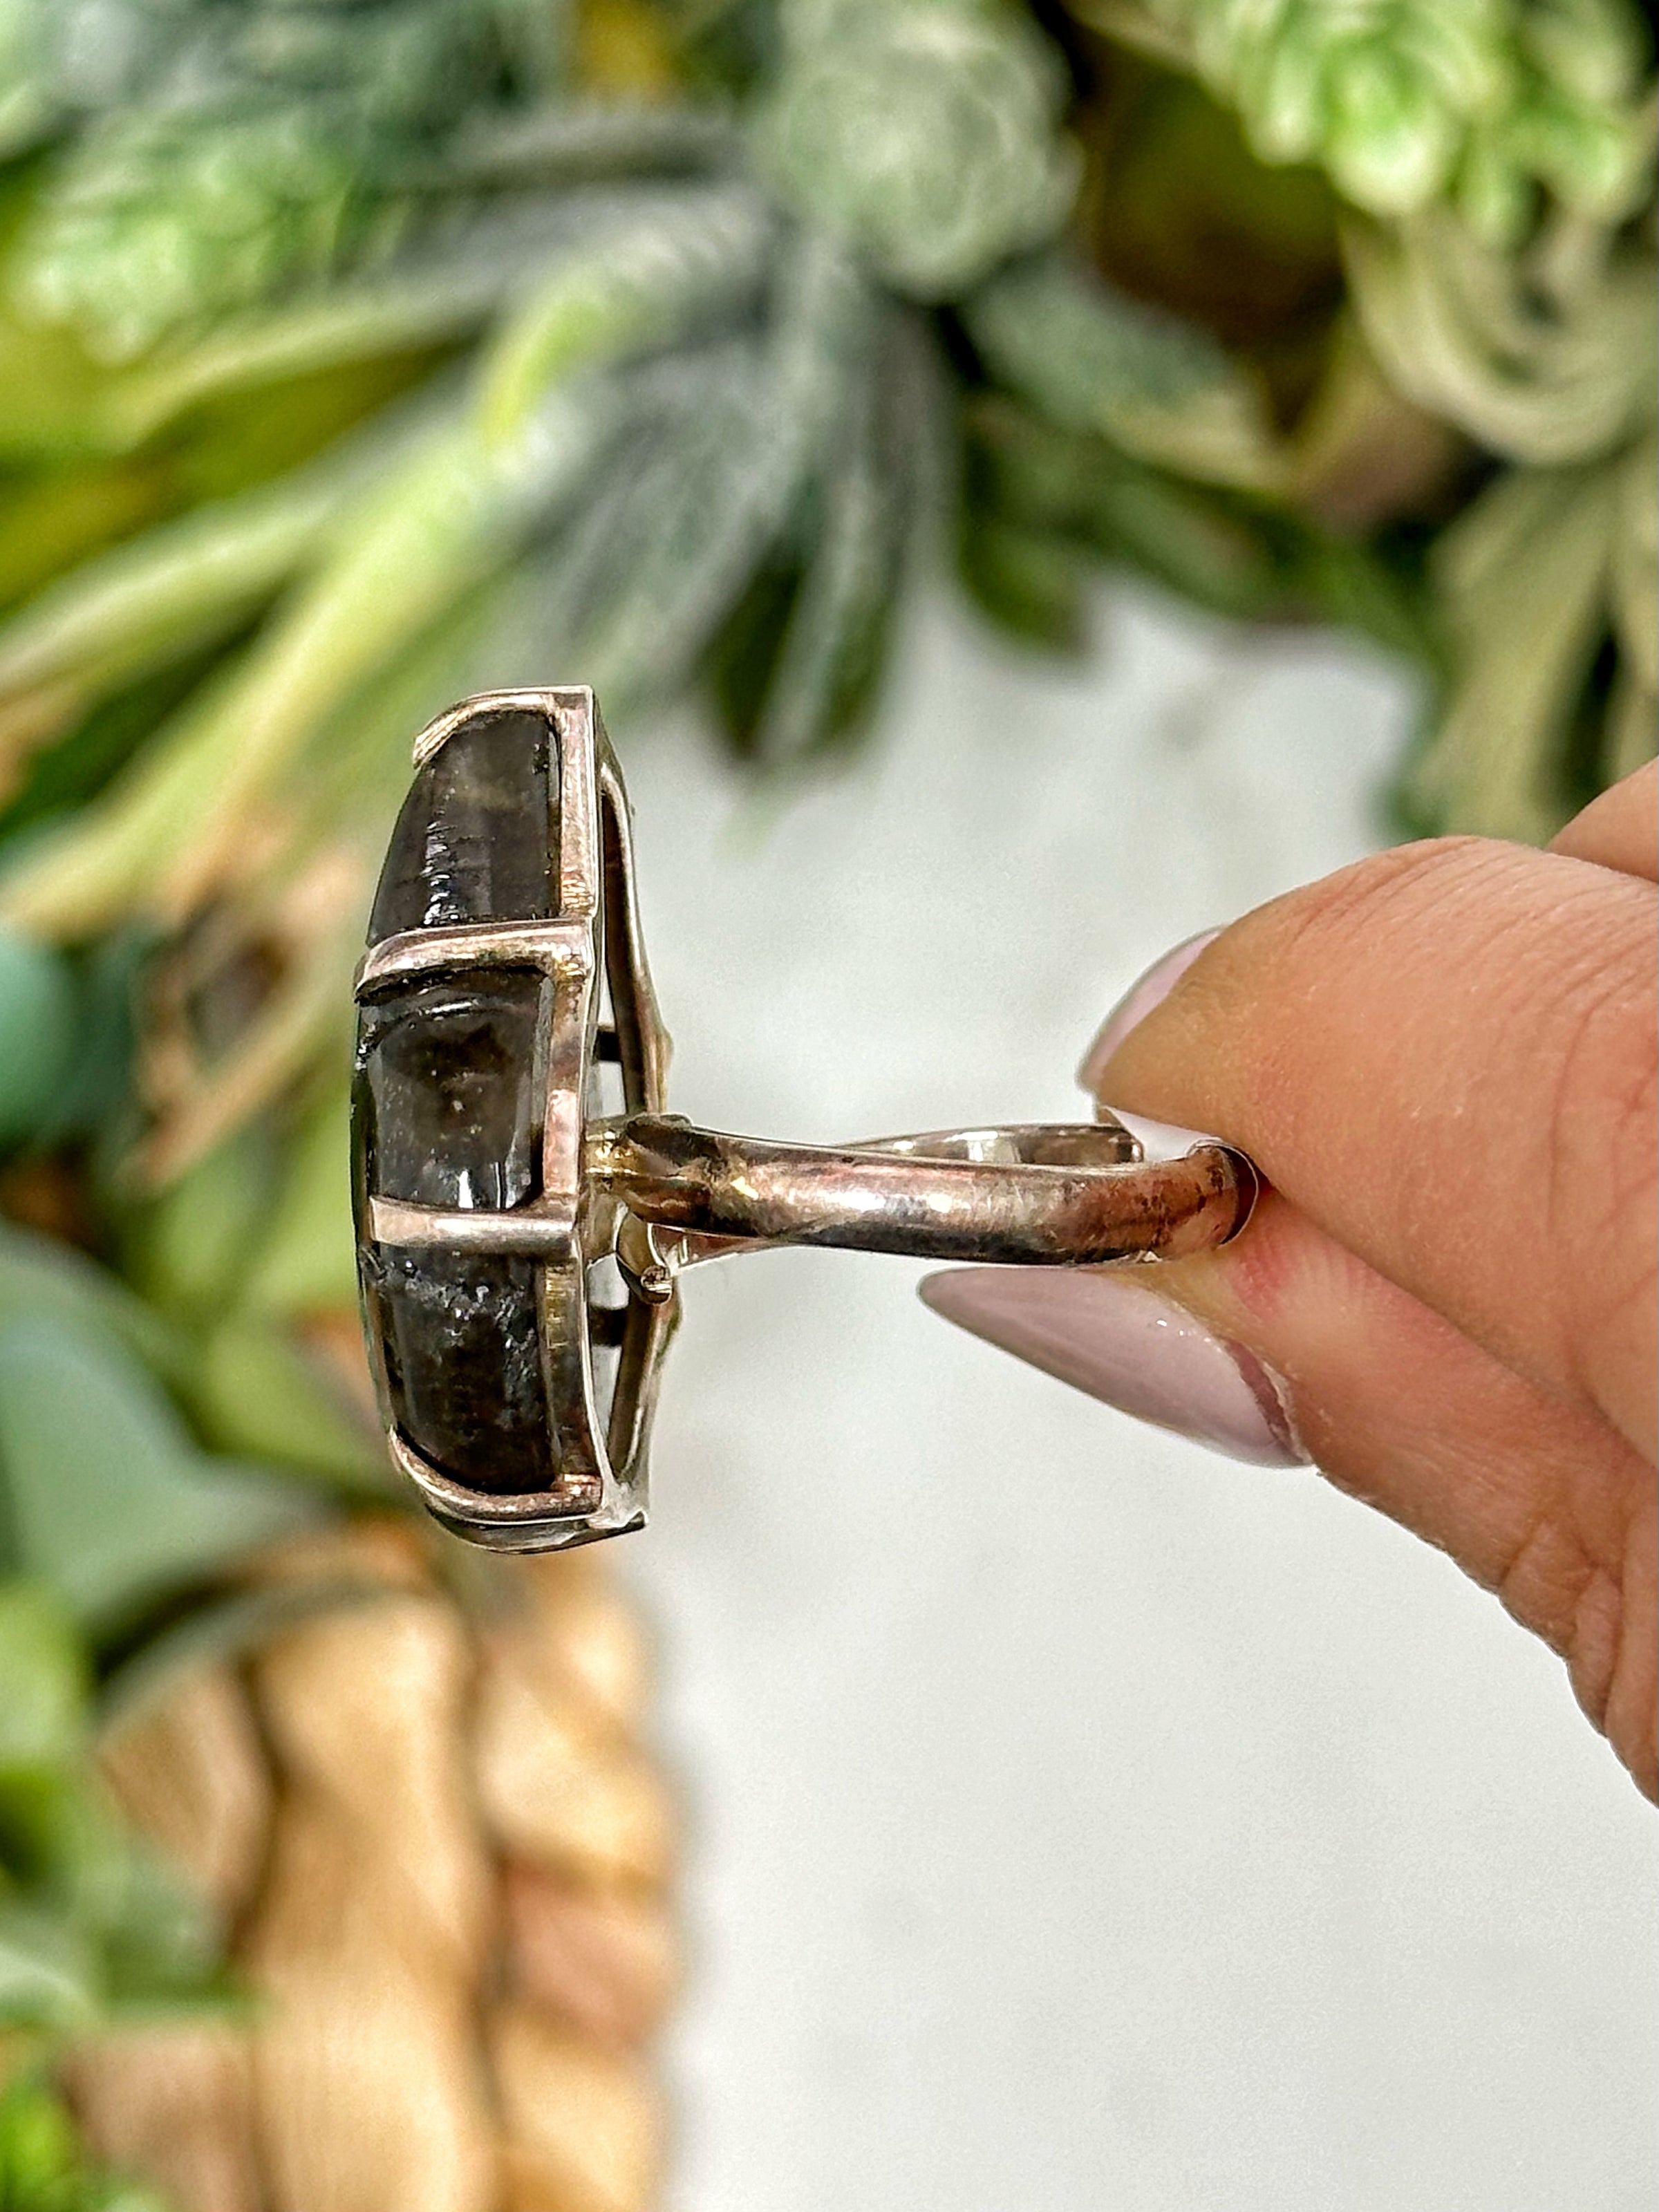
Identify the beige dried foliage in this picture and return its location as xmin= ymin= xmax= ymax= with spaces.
xmin=474 ymin=1644 xmax=673 ymax=1891
xmin=245 ymin=1584 xmax=498 ymax=2212
xmin=64 ymin=1523 xmax=677 ymax=2212
xmin=505 ymin=1861 xmax=679 ymax=2050
xmin=516 ymin=1555 xmax=655 ymax=1730
xmin=248 ymin=1515 xmax=434 ymax=1595
xmin=61 ymin=2027 xmax=263 ymax=2212
xmin=494 ymin=2003 xmax=664 ymax=2212
xmin=98 ymin=1665 xmax=272 ymax=1915
xmin=253 ymin=1592 xmax=491 ymax=1969
xmin=246 ymin=1788 xmax=499 ymax=2212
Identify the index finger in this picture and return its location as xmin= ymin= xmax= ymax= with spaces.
xmin=1091 ymin=834 xmax=1658 ymax=1457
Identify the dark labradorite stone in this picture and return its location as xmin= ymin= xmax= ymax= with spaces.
xmin=355 ymin=971 xmax=545 ymax=1210
xmin=360 ymin=1247 xmax=554 ymax=1495
xmin=353 ymin=968 xmax=552 ymax=1495
xmin=368 ymin=707 xmax=556 ymax=943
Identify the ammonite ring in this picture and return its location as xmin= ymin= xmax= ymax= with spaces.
xmin=352 ymin=689 xmax=1258 ymax=1552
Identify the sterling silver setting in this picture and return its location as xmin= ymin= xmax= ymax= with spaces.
xmin=352 ymin=688 xmax=1258 ymax=1551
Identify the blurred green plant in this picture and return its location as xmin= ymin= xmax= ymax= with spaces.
xmin=1057 ymin=0 xmax=1656 ymax=836
xmin=1076 ymin=0 xmax=1653 ymax=237
xmin=0 ymin=1573 xmax=234 ymax=2046
xmin=0 ymin=2071 xmax=167 ymax=2211
xmin=0 ymin=1210 xmax=338 ymax=2074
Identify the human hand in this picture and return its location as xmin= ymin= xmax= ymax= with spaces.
xmin=921 ymin=764 xmax=1657 ymax=1797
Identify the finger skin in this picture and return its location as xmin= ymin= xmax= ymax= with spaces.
xmin=1550 ymin=760 xmax=1658 ymax=881
xmin=1096 ymin=835 xmax=1658 ymax=1458
xmin=1150 ymin=1191 xmax=1658 ymax=1798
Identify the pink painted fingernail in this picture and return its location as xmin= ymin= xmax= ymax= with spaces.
xmin=1080 ymin=928 xmax=1221 ymax=1091
xmin=919 ymin=1268 xmax=1306 ymax=1468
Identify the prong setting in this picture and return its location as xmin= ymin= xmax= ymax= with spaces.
xmin=354 ymin=689 xmax=1258 ymax=1552
xmin=352 ymin=689 xmax=675 ymax=1551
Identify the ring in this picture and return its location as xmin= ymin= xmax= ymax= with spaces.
xmin=352 ymin=690 xmax=1258 ymax=1550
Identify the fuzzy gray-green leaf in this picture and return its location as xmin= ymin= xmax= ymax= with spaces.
xmin=0 ymin=1311 xmax=315 ymax=1634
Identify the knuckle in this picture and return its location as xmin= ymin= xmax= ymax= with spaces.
xmin=1542 ymin=940 xmax=1658 ymax=1419
xmin=1566 ymin=1490 xmax=1658 ymax=1801
xmin=1499 ymin=1456 xmax=1656 ymax=1799
xmin=1265 ymin=836 xmax=1497 ymax=959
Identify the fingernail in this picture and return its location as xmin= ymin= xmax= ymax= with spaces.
xmin=1080 ymin=928 xmax=1221 ymax=1091
xmin=919 ymin=1267 xmax=1306 ymax=1468
xmin=1098 ymin=1107 xmax=1226 ymax=1163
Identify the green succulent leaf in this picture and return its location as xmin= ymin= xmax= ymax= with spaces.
xmin=1344 ymin=206 xmax=1657 ymax=465
xmin=18 ymin=933 xmax=149 ymax=1156
xmin=474 ymin=187 xmax=771 ymax=444
xmin=94 ymin=1835 xmax=227 ymax=2018
xmin=0 ymin=1762 xmax=107 ymax=1906
xmin=1609 ymin=431 xmax=1657 ymax=699
xmin=93 ymin=190 xmax=713 ymax=441
xmin=187 ymin=1315 xmax=386 ymax=1496
xmin=962 ymin=251 xmax=1284 ymax=489
xmin=1078 ymin=0 xmax=1656 ymax=238
xmin=0 ymin=1493 xmax=270 ymax=2053
xmin=0 ymin=1582 xmax=86 ymax=1768
xmin=0 ymin=1225 xmax=178 ymax=1384
xmin=449 ymin=97 xmax=740 ymax=186
xmin=0 ymin=1309 xmax=315 ymax=1635
xmin=720 ymin=308 xmax=933 ymax=762
xmin=123 ymin=1131 xmax=277 ymax=1325
xmin=0 ymin=1803 xmax=229 ymax=2029
xmin=753 ymin=0 xmax=1080 ymax=297
xmin=0 ymin=301 xmax=124 ymax=467
xmin=1406 ymin=452 xmax=1629 ymax=838
xmin=0 ymin=0 xmax=59 ymax=158
xmin=498 ymin=350 xmax=772 ymax=714
xmin=0 ymin=435 xmax=391 ymax=742
xmin=1 ymin=189 xmax=776 ymax=939
xmin=0 ymin=1900 xmax=98 ymax=2032
xmin=0 ymin=928 xmax=76 ymax=1150
xmin=0 ymin=2071 xmax=171 ymax=2211
xmin=241 ymin=1086 xmax=359 ymax=1315
xmin=21 ymin=102 xmax=381 ymax=362
xmin=508 ymin=234 xmax=900 ymax=729
xmin=15 ymin=1 xmax=512 ymax=358
xmin=0 ymin=2073 xmax=79 ymax=2199
xmin=958 ymin=510 xmax=1091 ymax=648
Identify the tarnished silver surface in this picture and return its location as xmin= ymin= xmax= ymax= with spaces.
xmin=591 ymin=1116 xmax=1255 ymax=1278
xmin=354 ymin=687 xmax=1259 ymax=1551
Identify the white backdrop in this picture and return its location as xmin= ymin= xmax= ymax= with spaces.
xmin=615 ymin=587 xmax=1657 ymax=2212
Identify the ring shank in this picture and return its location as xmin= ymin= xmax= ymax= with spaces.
xmin=592 ymin=1114 xmax=1257 ymax=1272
